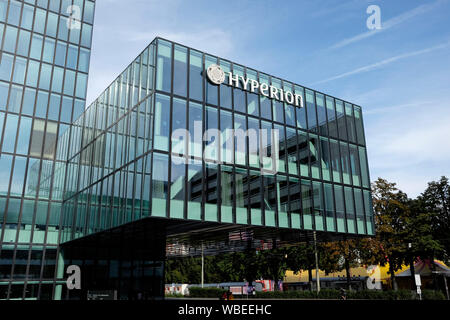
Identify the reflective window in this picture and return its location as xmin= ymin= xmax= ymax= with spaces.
xmin=259 ymin=74 xmax=271 ymax=120
xmin=205 ymin=162 xmax=218 ymax=222
xmin=3 ymin=114 xmax=19 ymax=153
xmin=188 ymin=101 xmax=202 ymax=158
xmin=345 ymin=103 xmax=357 ymax=143
xmin=235 ymin=167 xmax=248 ymax=224
xmin=349 ymin=144 xmax=361 ymax=186
xmin=326 ymin=96 xmax=338 ymax=138
xmin=205 ymin=106 xmax=219 ymax=162
xmin=30 ymin=119 xmax=45 ymax=158
xmin=151 ymin=153 xmax=168 ymax=217
xmin=0 ymin=53 xmax=14 ymax=81
xmin=301 ymin=179 xmax=313 ymax=229
xmin=10 ymin=156 xmax=27 ymax=196
xmin=4 ymin=25 xmax=18 ymax=53
xmin=286 ymin=128 xmax=298 ymax=175
xmin=344 ymin=187 xmax=356 ymax=233
xmin=320 ymin=137 xmax=331 ymax=181
xmin=295 ymin=86 xmax=306 ymax=129
xmin=233 ymin=65 xmax=245 ymax=113
xmin=169 ymin=156 xmax=185 ymax=219
xmin=354 ymin=106 xmax=366 ymax=145
xmin=309 ymin=134 xmax=320 ymax=179
xmin=263 ymin=175 xmax=276 ymax=227
xmin=171 ymin=97 xmax=187 ymax=156
xmin=340 ymin=142 xmax=351 ymax=185
xmin=297 ymin=130 xmax=309 ymax=177
xmin=334 ymin=185 xmax=345 ymax=232
xmin=359 ymin=147 xmax=370 ymax=188
xmin=354 ymin=188 xmax=366 ymax=234
xmin=187 ymin=159 xmax=202 ymax=220
xmin=278 ymin=176 xmax=288 ymax=228
xmin=329 ymin=139 xmax=342 ymax=183
xmin=305 ymin=89 xmax=317 ymax=132
xmin=156 ymin=39 xmax=172 ymax=93
xmin=154 ymin=94 xmax=170 ymax=151
xmin=189 ymin=50 xmax=202 ymax=101
xmin=249 ymin=169 xmax=262 ymax=226
xmin=17 ymin=30 xmax=31 ymax=56
xmin=324 ymin=183 xmax=335 ymax=231
xmin=220 ymin=109 xmax=233 ymax=164
xmin=219 ymin=60 xmax=232 ymax=109
xmin=316 ymin=93 xmax=327 ymax=136
xmin=16 ymin=116 xmax=32 ymax=155
xmin=220 ymin=165 xmax=233 ymax=223
xmin=173 ymin=45 xmax=187 ymax=97
xmin=8 ymin=85 xmax=23 ymax=112
xmin=205 ymin=55 xmax=218 ymax=105
xmin=336 ymin=100 xmax=347 ymax=140
xmin=235 ymin=114 xmax=247 ymax=166
xmin=0 ymin=154 xmax=13 ymax=195
xmin=312 ymin=181 xmax=324 ymax=231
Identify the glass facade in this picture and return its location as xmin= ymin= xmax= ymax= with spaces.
xmin=1 ymin=20 xmax=373 ymax=298
xmin=61 ymin=38 xmax=373 ymax=246
xmin=0 ymin=0 xmax=95 ymax=300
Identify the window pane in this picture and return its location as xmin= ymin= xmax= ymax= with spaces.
xmin=169 ymin=156 xmax=185 ymax=219
xmin=156 ymin=39 xmax=171 ymax=93
xmin=151 ymin=153 xmax=168 ymax=217
xmin=171 ymin=97 xmax=186 ymax=156
xmin=312 ymin=181 xmax=324 ymax=231
xmin=235 ymin=167 xmax=248 ymax=224
xmin=326 ymin=96 xmax=338 ymax=138
xmin=219 ymin=60 xmax=232 ymax=109
xmin=16 ymin=116 xmax=32 ymax=154
xmin=233 ymin=65 xmax=245 ymax=113
xmin=205 ymin=163 xmax=218 ymax=222
xmin=301 ymin=179 xmax=312 ymax=230
xmin=336 ymin=100 xmax=347 ymax=140
xmin=187 ymin=159 xmax=202 ymax=220
xmin=173 ymin=45 xmax=187 ymax=97
xmin=30 ymin=119 xmax=45 ymax=157
xmin=188 ymin=101 xmax=202 ymax=157
xmin=354 ymin=106 xmax=366 ymax=145
xmin=306 ymin=89 xmax=317 ymax=132
xmin=205 ymin=55 xmax=218 ymax=105
xmin=189 ymin=50 xmax=202 ymax=101
xmin=324 ymin=183 xmax=335 ymax=231
xmin=345 ymin=103 xmax=357 ymax=143
xmin=334 ymin=185 xmax=345 ymax=232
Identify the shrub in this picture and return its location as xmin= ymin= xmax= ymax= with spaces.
xmin=422 ymin=290 xmax=446 ymax=300
xmin=188 ymin=287 xmax=227 ymax=298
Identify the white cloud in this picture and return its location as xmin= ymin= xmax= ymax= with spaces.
xmin=366 ymin=100 xmax=450 ymax=197
xmin=129 ymin=29 xmax=235 ymax=58
xmin=312 ymin=40 xmax=450 ymax=85
xmin=329 ymin=0 xmax=446 ymax=50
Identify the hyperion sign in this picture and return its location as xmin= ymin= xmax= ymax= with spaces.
xmin=206 ymin=64 xmax=304 ymax=108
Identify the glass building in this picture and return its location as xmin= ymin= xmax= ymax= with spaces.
xmin=1 ymin=10 xmax=373 ymax=298
xmin=56 ymin=37 xmax=374 ymax=300
xmin=0 ymin=0 xmax=95 ymax=299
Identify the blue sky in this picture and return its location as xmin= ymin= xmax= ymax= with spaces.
xmin=86 ymin=0 xmax=450 ymax=198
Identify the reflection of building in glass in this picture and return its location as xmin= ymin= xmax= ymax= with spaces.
xmin=54 ymin=37 xmax=373 ymax=300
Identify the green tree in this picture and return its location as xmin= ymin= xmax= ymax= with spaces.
xmin=418 ymin=176 xmax=450 ymax=263
xmin=371 ymin=178 xmax=410 ymax=290
xmin=285 ymin=243 xmax=317 ymax=290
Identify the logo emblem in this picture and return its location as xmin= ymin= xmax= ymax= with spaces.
xmin=207 ymin=64 xmax=225 ymax=85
